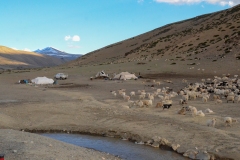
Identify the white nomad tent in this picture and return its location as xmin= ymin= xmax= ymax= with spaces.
xmin=31 ymin=77 xmax=54 ymax=85
xmin=95 ymin=70 xmax=109 ymax=78
xmin=113 ymin=72 xmax=138 ymax=80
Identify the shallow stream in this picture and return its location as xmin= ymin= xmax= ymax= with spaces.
xmin=41 ymin=133 xmax=188 ymax=160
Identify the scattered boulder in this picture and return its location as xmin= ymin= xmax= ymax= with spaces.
xmin=172 ymin=144 xmax=180 ymax=151
xmin=152 ymin=136 xmax=161 ymax=142
xmin=160 ymin=138 xmax=169 ymax=145
xmin=151 ymin=141 xmax=160 ymax=148
xmin=183 ymin=149 xmax=198 ymax=159
xmin=146 ymin=139 xmax=153 ymax=146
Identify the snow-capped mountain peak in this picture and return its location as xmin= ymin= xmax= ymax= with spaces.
xmin=34 ymin=47 xmax=81 ymax=62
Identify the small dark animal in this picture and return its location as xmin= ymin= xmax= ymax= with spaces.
xmin=180 ymin=99 xmax=187 ymax=105
xmin=162 ymin=104 xmax=172 ymax=110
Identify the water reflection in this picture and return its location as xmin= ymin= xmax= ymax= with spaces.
xmin=41 ymin=133 xmax=188 ymax=160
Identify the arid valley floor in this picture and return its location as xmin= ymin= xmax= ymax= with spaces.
xmin=0 ymin=61 xmax=240 ymax=160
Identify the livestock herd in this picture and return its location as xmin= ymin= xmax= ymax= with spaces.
xmin=110 ymin=74 xmax=239 ymax=127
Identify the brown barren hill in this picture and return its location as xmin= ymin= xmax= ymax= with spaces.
xmin=67 ymin=4 xmax=240 ymax=75
xmin=0 ymin=46 xmax=65 ymax=69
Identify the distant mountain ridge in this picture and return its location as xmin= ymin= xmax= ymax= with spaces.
xmin=34 ymin=47 xmax=81 ymax=62
xmin=0 ymin=46 xmax=65 ymax=69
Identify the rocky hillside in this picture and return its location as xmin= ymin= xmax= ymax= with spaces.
xmin=69 ymin=5 xmax=240 ymax=68
xmin=0 ymin=46 xmax=65 ymax=69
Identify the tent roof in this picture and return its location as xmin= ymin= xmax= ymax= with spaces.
xmin=113 ymin=72 xmax=137 ymax=80
xmin=31 ymin=77 xmax=54 ymax=85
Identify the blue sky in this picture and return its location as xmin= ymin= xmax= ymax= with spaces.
xmin=0 ymin=0 xmax=236 ymax=55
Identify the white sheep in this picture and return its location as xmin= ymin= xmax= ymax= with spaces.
xmin=188 ymin=92 xmax=197 ymax=100
xmin=191 ymin=107 xmax=198 ymax=116
xmin=128 ymin=100 xmax=135 ymax=108
xmin=140 ymin=92 xmax=146 ymax=95
xmin=119 ymin=92 xmax=126 ymax=97
xmin=155 ymin=101 xmax=163 ymax=108
xmin=179 ymin=90 xmax=185 ymax=95
xmin=226 ymin=96 xmax=235 ymax=103
xmin=139 ymin=94 xmax=145 ymax=100
xmin=207 ymin=118 xmax=217 ymax=127
xmin=123 ymin=95 xmax=130 ymax=102
xmin=142 ymin=100 xmax=153 ymax=107
xmin=197 ymin=110 xmax=205 ymax=117
xmin=224 ymin=117 xmax=238 ymax=127
xmin=212 ymin=94 xmax=220 ymax=101
xmin=205 ymin=108 xmax=213 ymax=113
xmin=177 ymin=107 xmax=186 ymax=115
xmin=202 ymin=96 xmax=208 ymax=102
xmin=164 ymin=95 xmax=170 ymax=100
xmin=235 ymin=96 xmax=240 ymax=103
xmin=112 ymin=92 xmax=117 ymax=97
xmin=111 ymin=91 xmax=117 ymax=97
xmin=146 ymin=93 xmax=151 ymax=98
xmin=185 ymin=105 xmax=193 ymax=111
xmin=130 ymin=91 xmax=135 ymax=96
xmin=182 ymin=94 xmax=189 ymax=102
xmin=215 ymin=99 xmax=222 ymax=104
xmin=149 ymin=95 xmax=154 ymax=101
xmin=118 ymin=89 xmax=126 ymax=94
xmin=134 ymin=100 xmax=144 ymax=108
xmin=121 ymin=105 xmax=130 ymax=109
xmin=157 ymin=95 xmax=164 ymax=101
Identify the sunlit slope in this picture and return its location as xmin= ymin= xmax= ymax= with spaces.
xmin=0 ymin=56 xmax=28 ymax=65
xmin=68 ymin=4 xmax=240 ymax=68
xmin=0 ymin=46 xmax=43 ymax=57
xmin=0 ymin=46 xmax=65 ymax=69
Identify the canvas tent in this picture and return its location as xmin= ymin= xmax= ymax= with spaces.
xmin=113 ymin=72 xmax=138 ymax=80
xmin=31 ymin=77 xmax=54 ymax=85
xmin=95 ymin=71 xmax=109 ymax=78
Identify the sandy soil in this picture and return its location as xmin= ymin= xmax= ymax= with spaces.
xmin=0 ymin=64 xmax=240 ymax=160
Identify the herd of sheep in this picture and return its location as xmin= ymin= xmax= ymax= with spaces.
xmin=110 ymin=74 xmax=239 ymax=127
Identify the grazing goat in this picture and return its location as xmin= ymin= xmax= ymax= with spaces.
xmin=142 ymin=100 xmax=153 ymax=107
xmin=155 ymin=102 xmax=163 ymax=108
xmin=235 ymin=96 xmax=240 ymax=103
xmin=178 ymin=107 xmax=186 ymax=115
xmin=123 ymin=95 xmax=130 ymax=102
xmin=134 ymin=100 xmax=144 ymax=108
xmin=205 ymin=108 xmax=213 ymax=113
xmin=207 ymin=118 xmax=217 ymax=127
xmin=197 ymin=110 xmax=205 ymax=117
xmin=213 ymin=94 xmax=220 ymax=101
xmin=139 ymin=94 xmax=145 ymax=100
xmin=224 ymin=117 xmax=238 ymax=127
xmin=111 ymin=91 xmax=117 ymax=97
xmin=185 ymin=106 xmax=193 ymax=111
xmin=149 ymin=95 xmax=154 ymax=101
xmin=227 ymin=96 xmax=234 ymax=103
xmin=130 ymin=91 xmax=135 ymax=96
xmin=202 ymin=96 xmax=208 ymax=102
xmin=182 ymin=94 xmax=189 ymax=102
xmin=191 ymin=107 xmax=198 ymax=116
xmin=162 ymin=104 xmax=172 ymax=110
xmin=179 ymin=99 xmax=187 ymax=105
xmin=215 ymin=99 xmax=222 ymax=104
